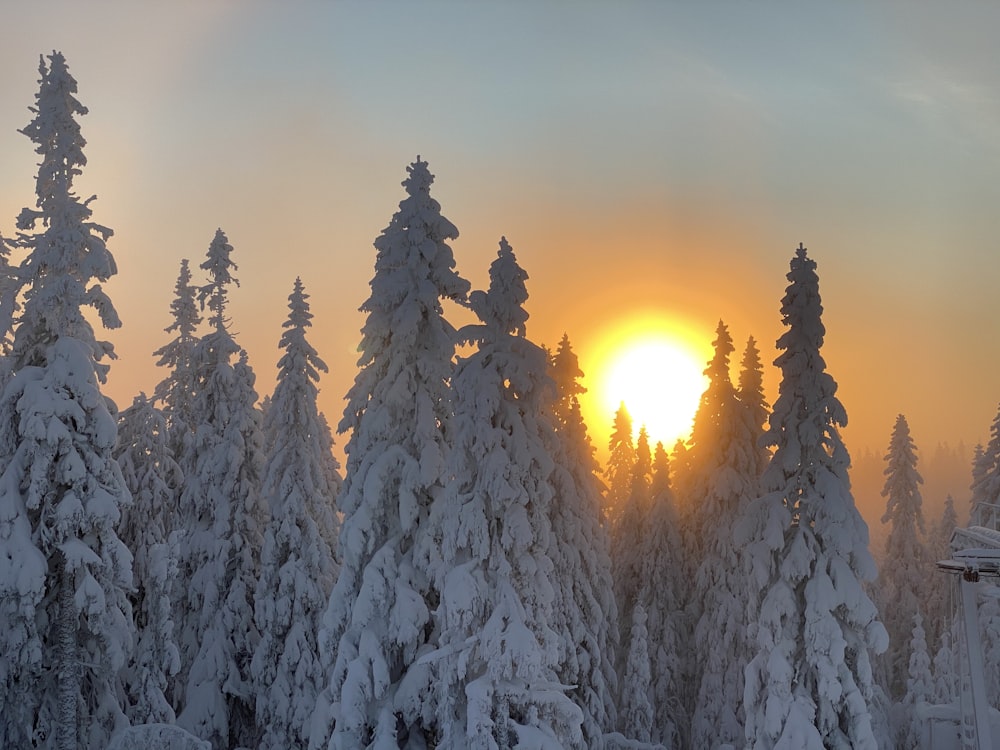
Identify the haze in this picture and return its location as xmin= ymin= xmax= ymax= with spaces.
xmin=1 ymin=0 xmax=997 ymax=467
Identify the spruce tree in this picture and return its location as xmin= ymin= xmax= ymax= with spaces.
xmin=879 ymin=413 xmax=928 ymax=699
xmin=972 ymin=404 xmax=1000 ymax=512
xmin=420 ymin=238 xmax=580 ymax=748
xmin=152 ymin=259 xmax=202 ymax=469
xmin=612 ymin=425 xmax=651 ymax=639
xmin=737 ymin=334 xmax=771 ymax=476
xmin=605 ymin=403 xmax=636 ymax=524
xmin=0 ymin=51 xmax=133 ymax=750
xmin=313 ymin=158 xmax=470 ymax=750
xmin=740 ymin=245 xmax=887 ymax=749
xmin=895 ymin=614 xmax=932 ymax=750
xmin=252 ymin=278 xmax=340 ymax=750
xmin=689 ymin=321 xmax=762 ymax=749
xmin=637 ymin=443 xmax=686 ymax=747
xmin=176 ymin=230 xmax=266 ymax=749
xmin=619 ymin=603 xmax=654 ymax=744
xmin=115 ymin=393 xmax=182 ymax=725
xmin=546 ymin=334 xmax=619 ymax=747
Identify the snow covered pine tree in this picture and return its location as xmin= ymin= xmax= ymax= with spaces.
xmin=313 ymin=158 xmax=469 ymax=750
xmin=0 ymin=51 xmax=133 ymax=750
xmin=739 ymin=244 xmax=888 ymax=749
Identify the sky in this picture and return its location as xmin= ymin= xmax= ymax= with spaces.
xmin=1 ymin=1 xmax=999 ymax=470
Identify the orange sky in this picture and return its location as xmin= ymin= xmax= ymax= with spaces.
xmin=1 ymin=2 xmax=999 ymax=473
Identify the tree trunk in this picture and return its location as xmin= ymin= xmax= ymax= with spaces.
xmin=56 ymin=557 xmax=78 ymax=750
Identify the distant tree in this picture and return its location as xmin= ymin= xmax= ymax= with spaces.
xmin=895 ymin=614 xmax=932 ymax=750
xmin=420 ymin=238 xmax=580 ymax=748
xmin=619 ymin=603 xmax=654 ymax=744
xmin=252 ymin=278 xmax=340 ymax=750
xmin=547 ymin=334 xmax=619 ymax=747
xmin=931 ymin=623 xmax=959 ymax=704
xmin=924 ymin=495 xmax=958 ymax=653
xmin=737 ymin=334 xmax=771 ymax=476
xmin=176 ymin=230 xmax=266 ymax=749
xmin=879 ymin=414 xmax=928 ymax=699
xmin=613 ymin=425 xmax=651 ymax=636
xmin=605 ymin=403 xmax=636 ymax=524
xmin=152 ymin=259 xmax=202 ymax=470
xmin=689 ymin=321 xmax=762 ymax=749
xmin=115 ymin=394 xmax=183 ymax=725
xmin=637 ymin=444 xmax=686 ymax=747
xmin=313 ymin=158 xmax=470 ymax=750
xmin=971 ymin=406 xmax=1000 ymax=511
xmin=0 ymin=51 xmax=133 ymax=750
xmin=740 ymin=245 xmax=887 ymax=749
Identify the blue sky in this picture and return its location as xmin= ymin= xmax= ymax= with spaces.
xmin=1 ymin=1 xmax=999 ymax=459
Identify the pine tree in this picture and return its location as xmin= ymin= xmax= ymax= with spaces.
xmin=115 ymin=393 xmax=182 ymax=725
xmin=740 ymin=245 xmax=887 ymax=749
xmin=637 ymin=444 xmax=686 ymax=748
xmin=619 ymin=603 xmax=654 ymax=744
xmin=420 ymin=238 xmax=580 ymax=749
xmin=689 ymin=321 xmax=763 ymax=749
xmin=152 ymin=259 xmax=202 ymax=469
xmin=971 ymin=405 xmax=1000 ymax=513
xmin=895 ymin=613 xmax=932 ymax=750
xmin=0 ymin=51 xmax=133 ymax=750
xmin=879 ymin=414 xmax=928 ymax=699
xmin=546 ymin=334 xmax=619 ymax=747
xmin=925 ymin=496 xmax=958 ymax=652
xmin=176 ymin=230 xmax=266 ymax=749
xmin=252 ymin=279 xmax=340 ymax=750
xmin=613 ymin=425 xmax=651 ymax=638
xmin=737 ymin=334 xmax=771 ymax=476
xmin=605 ymin=403 xmax=636 ymax=524
xmin=314 ymin=158 xmax=470 ymax=750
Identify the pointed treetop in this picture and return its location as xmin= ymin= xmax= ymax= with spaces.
xmin=403 ymin=155 xmax=434 ymax=196
xmin=610 ymin=401 xmax=633 ymax=451
xmin=551 ymin=333 xmax=586 ymax=397
xmin=162 ymin=258 xmax=201 ymax=339
xmin=468 ymin=237 xmax=530 ymax=339
xmin=277 ymin=276 xmax=327 ymax=383
xmin=199 ymin=228 xmax=239 ymax=331
xmin=705 ymin=319 xmax=735 ymax=382
xmin=20 ymin=50 xmax=89 ymax=203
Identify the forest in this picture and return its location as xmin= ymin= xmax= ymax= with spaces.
xmin=1 ymin=51 xmax=996 ymax=750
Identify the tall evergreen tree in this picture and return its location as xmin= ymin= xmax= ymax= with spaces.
xmin=605 ymin=403 xmax=636 ymax=524
xmin=612 ymin=425 xmax=652 ymax=639
xmin=971 ymin=406 xmax=1000 ymax=519
xmin=895 ymin=614 xmax=932 ymax=750
xmin=115 ymin=393 xmax=182 ymax=725
xmin=689 ymin=321 xmax=763 ymax=749
xmin=637 ymin=443 xmax=686 ymax=748
xmin=879 ymin=413 xmax=928 ymax=699
xmin=420 ymin=238 xmax=580 ymax=748
xmin=175 ymin=230 xmax=266 ymax=749
xmin=619 ymin=603 xmax=654 ymax=744
xmin=152 ymin=259 xmax=202 ymax=469
xmin=252 ymin=278 xmax=340 ymax=750
xmin=313 ymin=158 xmax=470 ymax=750
xmin=737 ymin=334 xmax=771 ymax=476
xmin=925 ymin=496 xmax=958 ymax=652
xmin=546 ymin=334 xmax=619 ymax=747
xmin=740 ymin=245 xmax=887 ymax=749
xmin=0 ymin=51 xmax=133 ymax=750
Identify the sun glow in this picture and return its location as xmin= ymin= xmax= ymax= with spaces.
xmin=586 ymin=317 xmax=710 ymax=449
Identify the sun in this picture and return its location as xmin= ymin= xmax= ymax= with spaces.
xmin=585 ymin=317 xmax=710 ymax=449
